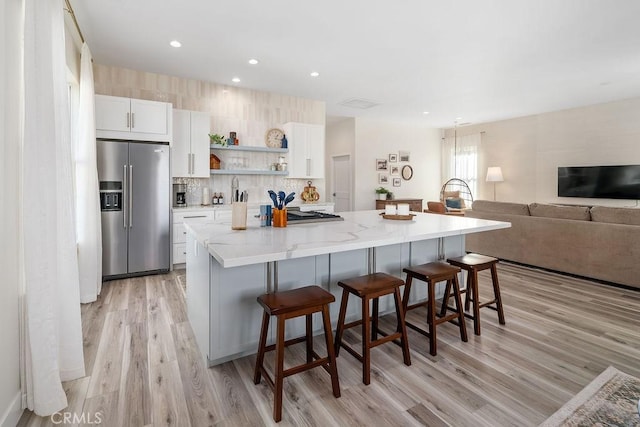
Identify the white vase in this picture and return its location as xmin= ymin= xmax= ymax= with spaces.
xmin=377 ymin=194 xmax=387 ymax=200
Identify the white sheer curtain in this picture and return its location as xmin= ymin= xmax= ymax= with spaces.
xmin=23 ymin=0 xmax=85 ymax=415
xmin=441 ymin=132 xmax=482 ymax=198
xmin=76 ymin=42 xmax=102 ymax=303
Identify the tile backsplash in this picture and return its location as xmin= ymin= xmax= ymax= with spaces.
xmin=174 ymin=175 xmax=309 ymax=207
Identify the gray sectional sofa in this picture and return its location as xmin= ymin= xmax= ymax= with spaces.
xmin=465 ymin=200 xmax=640 ymax=289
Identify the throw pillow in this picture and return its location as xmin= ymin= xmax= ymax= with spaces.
xmin=446 ymin=198 xmax=463 ymax=209
xmin=471 ymin=200 xmax=531 ymax=216
xmin=590 ymin=206 xmax=640 ymax=226
xmin=529 ymin=203 xmax=591 ymax=221
xmin=442 ymin=190 xmax=460 ymax=200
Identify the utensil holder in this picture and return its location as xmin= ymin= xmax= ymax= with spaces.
xmin=231 ymin=202 xmax=248 ymax=230
xmin=273 ymin=208 xmax=287 ymax=228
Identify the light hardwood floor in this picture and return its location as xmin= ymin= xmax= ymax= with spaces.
xmin=18 ymin=262 xmax=640 ymax=426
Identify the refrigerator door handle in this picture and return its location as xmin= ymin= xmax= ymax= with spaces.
xmin=129 ymin=165 xmax=133 ymax=228
xmin=123 ymin=165 xmax=128 ymax=228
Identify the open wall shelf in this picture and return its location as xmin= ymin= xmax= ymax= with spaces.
xmin=210 ymin=145 xmax=288 ymax=153
xmin=210 ymin=169 xmax=289 ymax=176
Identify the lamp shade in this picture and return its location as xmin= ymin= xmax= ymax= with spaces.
xmin=486 ymin=166 xmax=504 ymax=182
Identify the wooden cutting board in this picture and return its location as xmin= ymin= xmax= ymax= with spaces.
xmin=301 ymin=180 xmax=320 ymax=202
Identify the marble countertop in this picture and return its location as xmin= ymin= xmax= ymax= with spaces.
xmin=184 ymin=210 xmax=510 ymax=268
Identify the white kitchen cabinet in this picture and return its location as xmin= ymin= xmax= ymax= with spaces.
xmin=95 ymin=94 xmax=172 ymax=142
xmin=283 ymin=122 xmax=325 ymax=179
xmin=172 ymin=109 xmax=211 ymax=177
xmin=172 ymin=210 xmax=215 ymax=266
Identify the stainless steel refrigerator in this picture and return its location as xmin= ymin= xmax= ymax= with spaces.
xmin=97 ymin=139 xmax=170 ymax=280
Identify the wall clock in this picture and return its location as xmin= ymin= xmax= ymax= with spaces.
xmin=265 ymin=128 xmax=284 ymax=148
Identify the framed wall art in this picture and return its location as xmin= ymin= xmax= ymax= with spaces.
xmin=376 ymin=159 xmax=388 ymax=171
xmin=393 ymin=177 xmax=401 ymax=187
xmin=389 ymin=153 xmax=398 ymax=162
xmin=378 ymin=174 xmax=389 ymax=184
xmin=401 ymin=165 xmax=413 ymax=180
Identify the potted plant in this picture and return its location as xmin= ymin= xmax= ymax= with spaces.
xmin=208 ymin=133 xmax=226 ymax=146
xmin=375 ymin=187 xmax=389 ymax=200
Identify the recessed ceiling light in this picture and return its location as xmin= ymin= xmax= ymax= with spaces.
xmin=423 ymin=111 xmax=430 ymax=115
xmin=169 ymin=40 xmax=182 ymax=48
xmin=248 ymin=59 xmax=259 ymax=65
xmin=232 ymin=77 xmax=241 ymax=83
xmin=310 ymin=71 xmax=320 ymax=77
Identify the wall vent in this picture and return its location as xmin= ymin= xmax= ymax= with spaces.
xmin=338 ymin=98 xmax=379 ymax=109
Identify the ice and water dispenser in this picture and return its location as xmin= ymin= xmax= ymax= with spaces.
xmin=99 ymin=181 xmax=123 ymax=211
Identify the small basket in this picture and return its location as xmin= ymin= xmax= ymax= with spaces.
xmin=210 ymin=154 xmax=220 ymax=170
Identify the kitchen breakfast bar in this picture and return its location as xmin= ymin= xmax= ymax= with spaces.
xmin=184 ymin=210 xmax=510 ymax=367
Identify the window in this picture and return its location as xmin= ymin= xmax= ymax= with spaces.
xmin=441 ymin=133 xmax=481 ymax=198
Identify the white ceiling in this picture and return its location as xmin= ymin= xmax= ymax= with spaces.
xmin=70 ymin=0 xmax=640 ymax=128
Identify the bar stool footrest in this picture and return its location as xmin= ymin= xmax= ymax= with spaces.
xmin=263 ymin=335 xmax=308 ymax=352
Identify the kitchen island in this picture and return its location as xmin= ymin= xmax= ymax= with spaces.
xmin=184 ymin=210 xmax=510 ymax=366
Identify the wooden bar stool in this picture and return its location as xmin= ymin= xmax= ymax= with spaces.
xmin=254 ymin=285 xmax=340 ymax=423
xmin=402 ymin=262 xmax=467 ymax=356
xmin=334 ymin=272 xmax=411 ymax=385
xmin=443 ymin=253 xmax=506 ymax=336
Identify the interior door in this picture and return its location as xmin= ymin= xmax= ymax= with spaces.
xmin=128 ymin=142 xmax=170 ymax=273
xmin=332 ymin=154 xmax=352 ymax=212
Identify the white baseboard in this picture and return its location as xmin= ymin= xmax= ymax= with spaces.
xmin=0 ymin=391 xmax=23 ymax=427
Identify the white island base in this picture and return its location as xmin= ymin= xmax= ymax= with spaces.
xmin=185 ymin=210 xmax=510 ymax=367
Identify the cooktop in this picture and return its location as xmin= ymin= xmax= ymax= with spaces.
xmin=286 ymin=210 xmax=344 ymax=224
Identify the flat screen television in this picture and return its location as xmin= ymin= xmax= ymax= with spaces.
xmin=557 ymin=165 xmax=640 ymax=199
